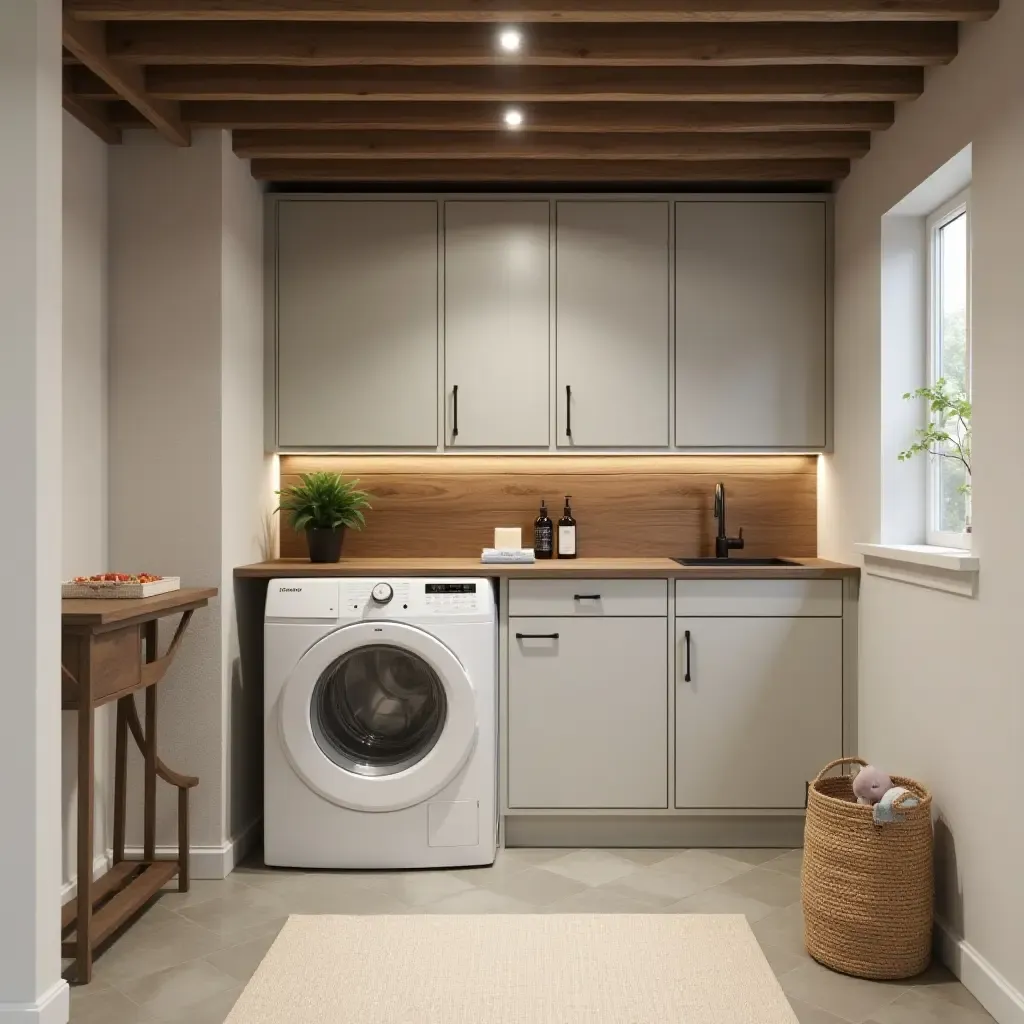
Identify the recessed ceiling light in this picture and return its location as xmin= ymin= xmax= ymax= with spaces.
xmin=498 ymin=28 xmax=523 ymax=53
xmin=503 ymin=108 xmax=524 ymax=129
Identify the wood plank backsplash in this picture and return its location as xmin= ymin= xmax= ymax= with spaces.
xmin=277 ymin=455 xmax=817 ymax=559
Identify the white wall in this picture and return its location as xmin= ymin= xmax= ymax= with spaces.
xmin=108 ymin=131 xmax=266 ymax=873
xmin=109 ymin=131 xmax=226 ymax=855
xmin=219 ymin=135 xmax=271 ymax=842
xmin=0 ymin=0 xmax=67 ymax=1016
xmin=61 ymin=112 xmax=112 ymax=894
xmin=822 ymin=4 xmax=1024 ymax=1017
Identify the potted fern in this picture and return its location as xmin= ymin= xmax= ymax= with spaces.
xmin=275 ymin=471 xmax=372 ymax=563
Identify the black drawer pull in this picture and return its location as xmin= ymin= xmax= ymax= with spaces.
xmin=566 ymin=384 xmax=572 ymax=438
xmin=573 ymin=594 xmax=601 ymax=601
xmin=515 ymin=632 xmax=560 ymax=640
xmin=684 ymin=629 xmax=692 ymax=683
xmin=452 ymin=384 xmax=459 ymax=438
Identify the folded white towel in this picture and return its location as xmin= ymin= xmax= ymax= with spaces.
xmin=481 ymin=548 xmax=535 ymax=564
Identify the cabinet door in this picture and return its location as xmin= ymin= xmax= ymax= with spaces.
xmin=675 ymin=617 xmax=841 ymax=809
xmin=276 ymin=200 xmax=438 ymax=447
xmin=675 ymin=201 xmax=827 ymax=448
xmin=444 ymin=201 xmax=550 ymax=448
xmin=509 ymin=617 xmax=668 ymax=809
xmin=556 ymin=201 xmax=670 ymax=448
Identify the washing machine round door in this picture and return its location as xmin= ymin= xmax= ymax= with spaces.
xmin=279 ymin=620 xmax=478 ymax=812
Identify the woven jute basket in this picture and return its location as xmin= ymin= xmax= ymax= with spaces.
xmin=802 ymin=757 xmax=934 ymax=981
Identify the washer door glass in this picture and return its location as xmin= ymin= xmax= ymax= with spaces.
xmin=279 ymin=620 xmax=479 ymax=812
xmin=311 ymin=644 xmax=448 ymax=777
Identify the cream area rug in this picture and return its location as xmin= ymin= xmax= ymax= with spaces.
xmin=225 ymin=914 xmax=798 ymax=1023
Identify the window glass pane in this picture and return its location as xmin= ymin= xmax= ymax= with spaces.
xmin=938 ymin=456 xmax=968 ymax=534
xmin=935 ymin=210 xmax=969 ymax=535
xmin=938 ymin=212 xmax=968 ymax=392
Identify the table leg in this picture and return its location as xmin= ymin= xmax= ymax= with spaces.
xmin=144 ymin=689 xmax=157 ymax=864
xmin=177 ymin=788 xmax=190 ymax=892
xmin=143 ymin=621 xmax=158 ymax=863
xmin=112 ymin=697 xmax=128 ymax=864
xmin=75 ymin=664 xmax=95 ymax=984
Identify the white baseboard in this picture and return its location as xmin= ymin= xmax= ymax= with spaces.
xmin=222 ymin=816 xmax=261 ymax=875
xmin=0 ymin=980 xmax=69 ymax=1023
xmin=121 ymin=816 xmax=261 ymax=880
xmin=60 ymin=851 xmax=113 ymax=905
xmin=936 ymin=919 xmax=1024 ymax=1024
xmin=58 ymin=820 xmax=261 ymax=900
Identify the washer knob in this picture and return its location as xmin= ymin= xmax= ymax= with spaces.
xmin=371 ymin=582 xmax=394 ymax=605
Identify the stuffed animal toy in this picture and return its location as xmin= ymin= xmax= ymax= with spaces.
xmin=873 ymin=786 xmax=919 ymax=824
xmin=852 ymin=765 xmax=892 ymax=805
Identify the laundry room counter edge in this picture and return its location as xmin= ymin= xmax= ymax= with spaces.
xmin=235 ymin=558 xmax=858 ymax=580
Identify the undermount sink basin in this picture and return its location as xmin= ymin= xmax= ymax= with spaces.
xmin=673 ymin=557 xmax=799 ymax=567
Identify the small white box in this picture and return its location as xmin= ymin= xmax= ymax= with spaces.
xmin=494 ymin=527 xmax=522 ymax=550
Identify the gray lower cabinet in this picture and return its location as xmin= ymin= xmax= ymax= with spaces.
xmin=675 ymin=616 xmax=842 ymax=809
xmin=444 ymin=201 xmax=550 ymax=448
xmin=675 ymin=200 xmax=827 ymax=449
xmin=276 ymin=200 xmax=439 ymax=448
xmin=555 ymin=201 xmax=670 ymax=448
xmin=508 ymin=617 xmax=668 ymax=809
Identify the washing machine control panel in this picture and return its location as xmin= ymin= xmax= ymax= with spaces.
xmin=423 ymin=581 xmax=480 ymax=614
xmin=336 ymin=578 xmax=490 ymax=619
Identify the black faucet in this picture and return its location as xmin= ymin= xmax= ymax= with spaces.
xmin=714 ymin=483 xmax=745 ymax=559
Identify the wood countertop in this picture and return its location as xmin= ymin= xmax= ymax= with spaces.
xmin=61 ymin=587 xmax=219 ymax=628
xmin=234 ymin=558 xmax=857 ymax=580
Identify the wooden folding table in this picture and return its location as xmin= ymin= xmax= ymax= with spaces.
xmin=60 ymin=587 xmax=217 ymax=983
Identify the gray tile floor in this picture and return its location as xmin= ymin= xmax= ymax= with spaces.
xmin=68 ymin=847 xmax=995 ymax=1024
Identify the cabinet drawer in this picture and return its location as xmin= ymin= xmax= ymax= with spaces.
xmin=509 ymin=579 xmax=667 ymax=617
xmin=509 ymin=617 xmax=668 ymax=809
xmin=675 ymin=579 xmax=842 ymax=617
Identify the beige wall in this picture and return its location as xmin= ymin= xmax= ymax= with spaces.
xmin=821 ymin=5 xmax=1024 ymax=1017
xmin=108 ymin=131 xmax=267 ymax=874
xmin=109 ymin=131 xmax=226 ymax=857
xmin=61 ymin=111 xmax=111 ymax=894
xmin=0 ymin=0 xmax=66 ymax=1010
xmin=220 ymin=136 xmax=272 ymax=842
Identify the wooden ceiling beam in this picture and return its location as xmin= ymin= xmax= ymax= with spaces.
xmin=106 ymin=21 xmax=957 ymax=67
xmin=63 ymin=89 xmax=122 ymax=144
xmin=62 ymin=16 xmax=189 ymax=145
xmin=232 ymin=128 xmax=871 ymax=160
xmin=71 ymin=64 xmax=924 ymax=102
xmin=248 ymin=157 xmax=852 ymax=181
xmin=64 ymin=0 xmax=1000 ymax=23
xmin=110 ymin=98 xmax=897 ymax=132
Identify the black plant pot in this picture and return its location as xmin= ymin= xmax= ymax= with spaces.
xmin=306 ymin=526 xmax=345 ymax=563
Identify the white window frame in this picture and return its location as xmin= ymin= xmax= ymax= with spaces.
xmin=925 ymin=187 xmax=972 ymax=550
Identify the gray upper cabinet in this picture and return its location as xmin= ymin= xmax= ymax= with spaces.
xmin=444 ymin=202 xmax=550 ymax=448
xmin=271 ymin=195 xmax=831 ymax=452
xmin=276 ymin=200 xmax=438 ymax=448
xmin=675 ymin=201 xmax=827 ymax=449
xmin=555 ymin=201 xmax=670 ymax=448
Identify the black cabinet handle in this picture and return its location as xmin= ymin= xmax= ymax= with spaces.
xmin=566 ymin=384 xmax=572 ymax=438
xmin=452 ymin=384 xmax=459 ymax=438
xmin=683 ymin=629 xmax=692 ymax=683
xmin=515 ymin=632 xmax=560 ymax=640
xmin=573 ymin=594 xmax=601 ymax=601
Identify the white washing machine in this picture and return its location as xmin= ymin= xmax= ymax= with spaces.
xmin=264 ymin=577 xmax=497 ymax=870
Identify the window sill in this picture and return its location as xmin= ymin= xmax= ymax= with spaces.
xmin=854 ymin=543 xmax=979 ymax=597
